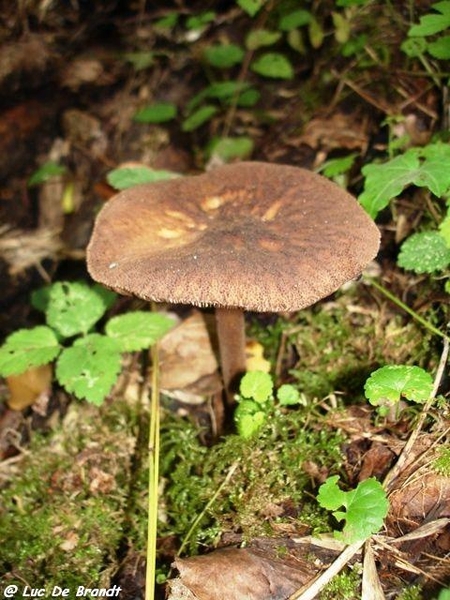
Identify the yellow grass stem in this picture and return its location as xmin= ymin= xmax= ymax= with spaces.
xmin=145 ymin=341 xmax=160 ymax=600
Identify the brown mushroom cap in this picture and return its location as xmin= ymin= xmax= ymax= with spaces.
xmin=87 ymin=162 xmax=380 ymax=312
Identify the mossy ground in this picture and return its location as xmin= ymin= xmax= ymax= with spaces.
xmin=0 ymin=285 xmax=439 ymax=595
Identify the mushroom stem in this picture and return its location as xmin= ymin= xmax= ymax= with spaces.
xmin=215 ymin=306 xmax=247 ymax=403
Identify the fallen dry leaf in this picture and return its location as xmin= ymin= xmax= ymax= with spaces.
xmin=159 ymin=310 xmax=221 ymax=402
xmin=6 ymin=364 xmax=53 ymax=411
xmin=168 ymin=546 xmax=311 ymax=600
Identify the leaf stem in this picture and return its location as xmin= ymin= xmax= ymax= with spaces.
xmin=366 ymin=277 xmax=449 ymax=340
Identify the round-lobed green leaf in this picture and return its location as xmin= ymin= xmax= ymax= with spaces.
xmin=398 ymin=231 xmax=450 ymax=274
xmin=364 ymin=365 xmax=433 ymax=406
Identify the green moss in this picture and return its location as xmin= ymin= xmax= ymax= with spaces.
xmin=396 ymin=585 xmax=424 ymax=600
xmin=320 ymin=567 xmax=361 ymax=599
xmin=159 ymin=404 xmax=344 ymax=556
xmin=433 ymin=445 xmax=450 ymax=477
xmin=250 ymin=293 xmax=429 ymax=400
xmin=0 ymin=399 xmax=138 ymax=587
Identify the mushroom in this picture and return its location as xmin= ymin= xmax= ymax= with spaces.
xmin=86 ymin=161 xmax=380 ymax=402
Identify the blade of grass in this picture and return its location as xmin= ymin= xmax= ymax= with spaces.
xmin=146 ymin=341 xmax=160 ymax=600
xmin=366 ymin=277 xmax=449 ymax=340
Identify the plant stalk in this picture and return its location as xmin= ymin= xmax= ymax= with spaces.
xmin=367 ymin=277 xmax=449 ymax=340
xmin=145 ymin=342 xmax=160 ymax=600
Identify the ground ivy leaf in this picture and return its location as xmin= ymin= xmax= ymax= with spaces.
xmin=105 ymin=311 xmax=175 ymax=352
xmin=408 ymin=2 xmax=450 ymax=37
xmin=277 ymin=384 xmax=300 ymax=406
xmin=318 ymin=476 xmax=389 ymax=544
xmin=240 ymin=370 xmax=273 ymax=404
xmin=364 ymin=365 xmax=433 ymax=406
xmin=0 ymin=326 xmax=61 ymax=376
xmin=56 ymin=334 xmax=122 ymax=405
xmin=359 ymin=150 xmax=421 ymax=217
xmin=46 ymin=281 xmax=109 ymax=338
xmin=359 ymin=144 xmax=450 ymax=218
xmin=398 ymin=231 xmax=450 ymax=273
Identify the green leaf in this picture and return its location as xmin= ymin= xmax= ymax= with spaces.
xmin=246 ymin=29 xmax=281 ymax=50
xmin=251 ymin=52 xmax=294 ymax=79
xmin=28 ymin=161 xmax=66 ymax=187
xmin=123 ymin=51 xmax=154 ymax=71
xmin=408 ymin=2 xmax=450 ymax=37
xmin=398 ymin=231 xmax=450 ymax=273
xmin=364 ymin=365 xmax=433 ymax=406
xmin=56 ymin=334 xmax=122 ymax=405
xmin=309 ymin=17 xmax=325 ymax=48
xmin=105 ymin=311 xmax=175 ymax=352
xmin=279 ymin=10 xmax=312 ymax=31
xmin=46 ymin=281 xmax=109 ymax=338
xmin=240 ymin=370 xmax=273 ymax=404
xmin=428 ymin=34 xmax=450 ymax=58
xmin=277 ymin=384 xmax=300 ymax=406
xmin=154 ymin=13 xmax=178 ymax=29
xmin=0 ymin=326 xmax=61 ymax=376
xmin=317 ymin=153 xmax=357 ymax=178
xmin=186 ymin=11 xmax=215 ymax=30
xmin=359 ymin=144 xmax=450 ymax=218
xmin=107 ymin=167 xmax=178 ymax=190
xmin=208 ymin=136 xmax=254 ymax=161
xmin=235 ymin=408 xmax=267 ymax=439
xmin=401 ymin=37 xmax=428 ymax=57
xmin=317 ymin=476 xmax=389 ymax=544
xmin=204 ymin=44 xmax=245 ymax=68
xmin=133 ymin=102 xmax=177 ymax=123
xmin=439 ymin=210 xmax=450 ymax=246
xmin=236 ymin=88 xmax=260 ymax=107
xmin=182 ymin=105 xmax=218 ymax=132
xmin=236 ymin=0 xmax=265 ymax=17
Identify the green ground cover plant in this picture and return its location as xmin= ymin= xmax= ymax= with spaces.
xmin=0 ymin=281 xmax=174 ymax=405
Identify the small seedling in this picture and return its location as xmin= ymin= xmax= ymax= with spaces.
xmin=0 ymin=281 xmax=174 ymax=405
xmin=359 ymin=142 xmax=450 ymax=219
xmin=234 ymin=370 xmax=302 ymax=438
xmin=317 ymin=475 xmax=389 ymax=544
xmin=364 ymin=365 xmax=433 ymax=416
xmin=402 ymin=1 xmax=450 ymax=61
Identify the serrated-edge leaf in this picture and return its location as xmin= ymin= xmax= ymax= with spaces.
xmin=408 ymin=11 xmax=450 ymax=37
xmin=0 ymin=326 xmax=61 ymax=376
xmin=428 ymin=35 xmax=450 ymax=59
xmin=105 ymin=311 xmax=175 ymax=352
xmin=56 ymin=334 xmax=122 ymax=405
xmin=46 ymin=281 xmax=108 ymax=338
